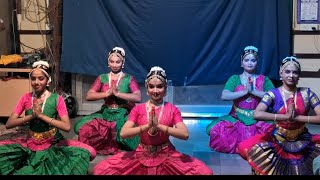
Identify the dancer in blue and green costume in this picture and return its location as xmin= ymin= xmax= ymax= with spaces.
xmin=74 ymin=47 xmax=142 ymax=155
xmin=0 ymin=60 xmax=96 ymax=175
xmin=206 ymin=46 xmax=275 ymax=153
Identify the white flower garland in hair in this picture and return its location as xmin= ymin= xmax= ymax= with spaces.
xmin=150 ymin=66 xmax=166 ymax=75
xmin=32 ymin=60 xmax=50 ymax=69
xmin=113 ymin=47 xmax=125 ymax=57
xmin=244 ymin=45 xmax=258 ymax=53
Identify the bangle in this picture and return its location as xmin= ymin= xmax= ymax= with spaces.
xmin=308 ymin=116 xmax=310 ymax=124
xmin=117 ymin=92 xmax=120 ymax=97
xmin=49 ymin=118 xmax=54 ymax=126
xmin=139 ymin=126 xmax=143 ymax=133
xmin=274 ymin=114 xmax=277 ymax=121
xmin=165 ymin=126 xmax=169 ymax=134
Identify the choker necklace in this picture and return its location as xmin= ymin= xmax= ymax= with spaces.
xmin=34 ymin=90 xmax=48 ymax=98
xmin=281 ymin=86 xmax=296 ymax=94
xmin=149 ymin=100 xmax=164 ymax=107
xmin=110 ymin=71 xmax=122 ymax=76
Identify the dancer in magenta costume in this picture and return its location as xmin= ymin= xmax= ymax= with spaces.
xmin=74 ymin=47 xmax=141 ymax=155
xmin=206 ymin=46 xmax=275 ymax=153
xmin=93 ymin=66 xmax=213 ymax=175
xmin=0 ymin=60 xmax=96 ymax=175
xmin=238 ymin=56 xmax=320 ymax=175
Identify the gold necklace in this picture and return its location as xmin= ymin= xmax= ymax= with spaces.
xmin=281 ymin=86 xmax=296 ymax=94
xmin=280 ymin=86 xmax=297 ymax=110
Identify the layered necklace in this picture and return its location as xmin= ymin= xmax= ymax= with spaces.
xmin=108 ymin=71 xmax=123 ymax=87
xmin=280 ymin=86 xmax=297 ymax=110
xmin=146 ymin=100 xmax=165 ymax=136
xmin=32 ymin=89 xmax=49 ymax=113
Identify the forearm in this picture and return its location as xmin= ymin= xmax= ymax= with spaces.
xmin=254 ymin=111 xmax=290 ymax=122
xmin=157 ymin=124 xmax=189 ymax=140
xmin=120 ymin=124 xmax=149 ymax=139
xmin=38 ymin=114 xmax=71 ymax=132
xmin=221 ymin=90 xmax=247 ymax=101
xmin=294 ymin=115 xmax=320 ymax=124
xmin=6 ymin=114 xmax=32 ymax=129
xmin=86 ymin=91 xmax=111 ymax=101
xmin=116 ymin=92 xmax=141 ymax=103
xmin=250 ymin=90 xmax=266 ymax=98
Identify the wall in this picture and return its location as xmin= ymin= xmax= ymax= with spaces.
xmin=293 ymin=0 xmax=320 ymax=96
xmin=0 ymin=0 xmax=14 ymax=55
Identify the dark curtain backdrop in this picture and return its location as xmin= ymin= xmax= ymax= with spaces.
xmin=61 ymin=0 xmax=292 ymax=85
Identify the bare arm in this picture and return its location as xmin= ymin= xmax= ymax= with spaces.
xmin=38 ymin=114 xmax=71 ymax=132
xmin=6 ymin=112 xmax=71 ymax=132
xmin=157 ymin=122 xmax=189 ymax=140
xmin=254 ymin=102 xmax=292 ymax=122
xmin=250 ymin=90 xmax=266 ymax=98
xmin=116 ymin=90 xmax=142 ymax=103
xmin=293 ymin=105 xmax=320 ymax=124
xmin=120 ymin=120 xmax=150 ymax=139
xmin=86 ymin=89 xmax=112 ymax=101
xmin=221 ymin=89 xmax=249 ymax=101
xmin=6 ymin=113 xmax=31 ymax=129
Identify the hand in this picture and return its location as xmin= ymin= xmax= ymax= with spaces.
xmin=111 ymin=84 xmax=118 ymax=97
xmin=32 ymin=98 xmax=43 ymax=118
xmin=147 ymin=106 xmax=158 ymax=135
xmin=147 ymin=107 xmax=154 ymax=128
xmin=152 ymin=115 xmax=159 ymax=128
xmin=105 ymin=89 xmax=112 ymax=97
xmin=150 ymin=106 xmax=158 ymax=127
xmin=286 ymin=103 xmax=295 ymax=121
xmin=246 ymin=82 xmax=253 ymax=93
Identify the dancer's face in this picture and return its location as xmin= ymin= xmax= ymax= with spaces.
xmin=242 ymin=53 xmax=258 ymax=73
xmin=146 ymin=78 xmax=166 ymax=103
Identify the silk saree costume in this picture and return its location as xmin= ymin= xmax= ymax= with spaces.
xmin=93 ymin=102 xmax=213 ymax=175
xmin=74 ymin=73 xmax=140 ymax=155
xmin=206 ymin=74 xmax=274 ymax=153
xmin=0 ymin=93 xmax=96 ymax=175
xmin=238 ymin=87 xmax=320 ymax=175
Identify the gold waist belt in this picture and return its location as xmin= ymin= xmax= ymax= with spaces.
xmin=276 ymin=124 xmax=304 ymax=141
xmin=234 ymin=107 xmax=254 ymax=117
xmin=29 ymin=128 xmax=57 ymax=141
xmin=140 ymin=142 xmax=169 ymax=154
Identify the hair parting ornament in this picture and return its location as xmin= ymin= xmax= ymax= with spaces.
xmin=280 ymin=56 xmax=301 ymax=73
xmin=241 ymin=45 xmax=259 ymax=60
xmin=145 ymin=66 xmax=167 ymax=84
xmin=29 ymin=60 xmax=52 ymax=84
